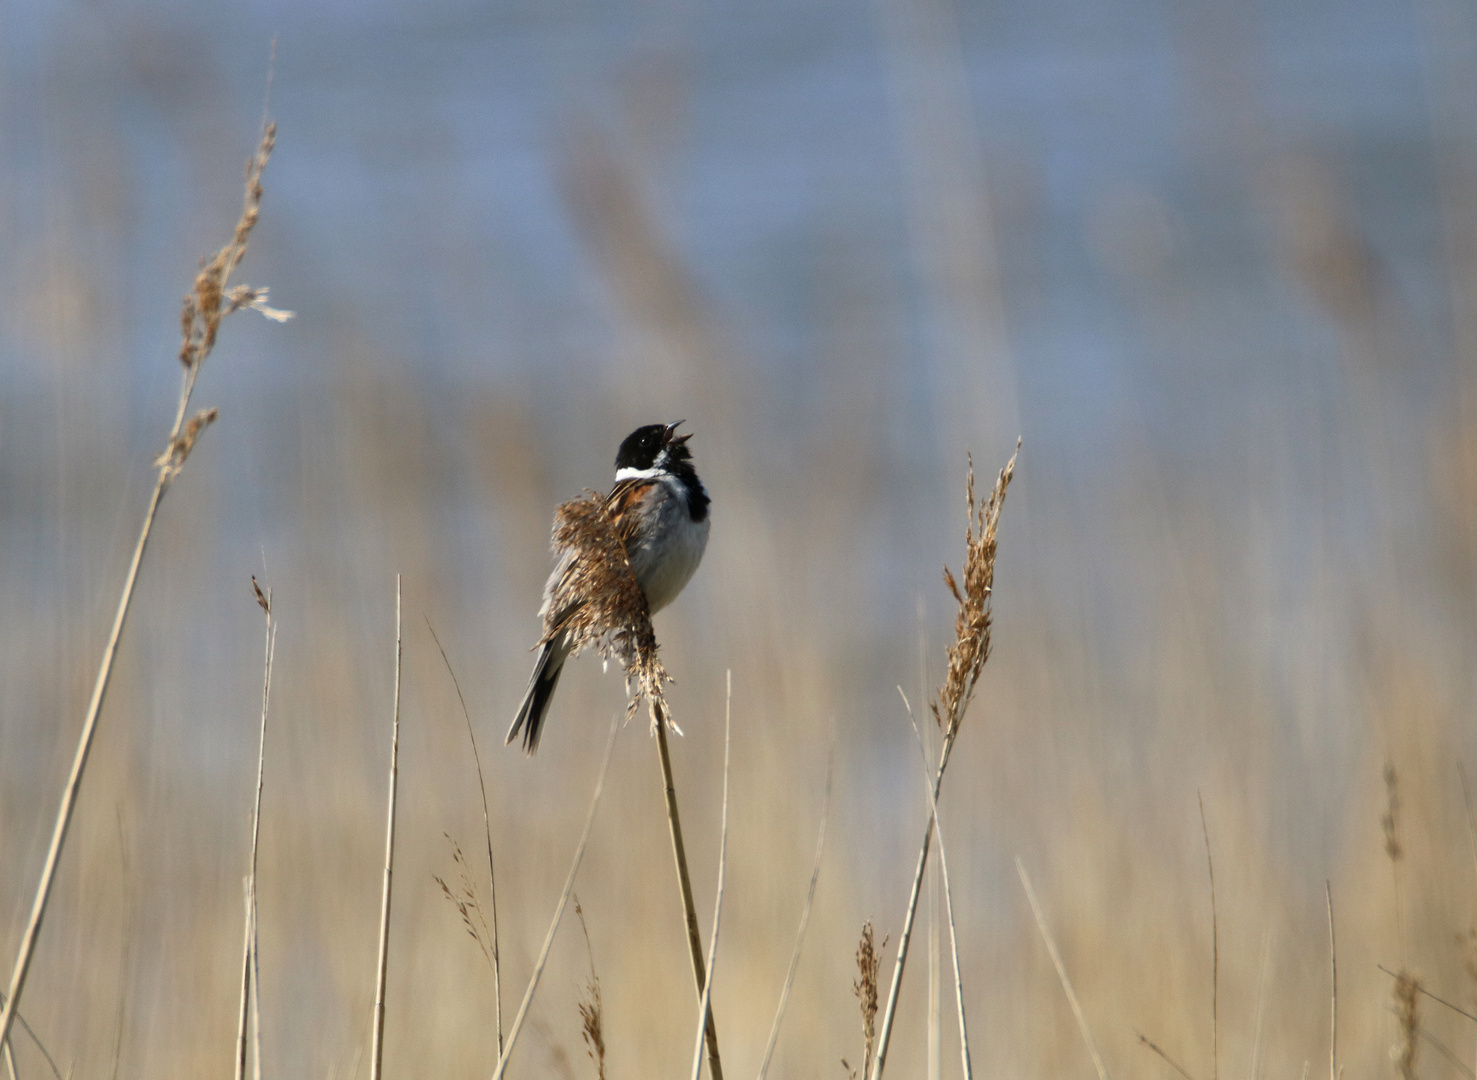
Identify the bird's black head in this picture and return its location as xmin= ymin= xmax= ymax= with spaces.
xmin=614 ymin=421 xmax=692 ymax=472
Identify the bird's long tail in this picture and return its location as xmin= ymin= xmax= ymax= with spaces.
xmin=505 ymin=635 xmax=569 ymax=754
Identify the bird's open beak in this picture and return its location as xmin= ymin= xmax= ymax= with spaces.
xmin=665 ymin=419 xmax=692 ymax=446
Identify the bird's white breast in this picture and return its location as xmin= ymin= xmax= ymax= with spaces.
xmin=628 ymin=475 xmax=710 ymax=614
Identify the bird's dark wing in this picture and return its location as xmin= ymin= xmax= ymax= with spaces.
xmin=603 ymin=476 xmax=663 ymax=542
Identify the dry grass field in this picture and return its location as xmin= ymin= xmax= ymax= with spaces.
xmin=4 ymin=4 xmax=1477 ymax=1079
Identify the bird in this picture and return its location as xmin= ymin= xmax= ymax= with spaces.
xmin=506 ymin=421 xmax=710 ymax=753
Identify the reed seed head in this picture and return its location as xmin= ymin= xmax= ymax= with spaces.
xmin=545 ymin=492 xmax=670 ymax=719
xmin=933 ymin=442 xmax=1018 ymax=739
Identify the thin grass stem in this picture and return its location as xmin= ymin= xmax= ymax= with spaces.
xmin=1016 ymin=858 xmax=1109 ymax=1080
xmin=754 ymin=742 xmax=834 ymax=1080
xmin=689 ymin=673 xmax=733 ymax=1080
xmin=369 ymin=577 xmax=403 ymax=1080
xmin=425 ymin=619 xmax=503 ymax=1055
xmin=0 ymin=122 xmax=282 ymax=1052
xmin=654 ymin=700 xmax=725 ymax=1080
xmin=1326 ymin=882 xmax=1337 ymax=1080
xmin=236 ymin=582 xmax=274 ymax=1080
xmin=903 ymin=702 xmax=972 ymax=1079
xmin=1199 ymin=794 xmax=1217 ymax=1080
xmin=491 ymin=713 xmax=620 ymax=1080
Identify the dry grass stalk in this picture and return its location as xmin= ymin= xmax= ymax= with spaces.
xmin=0 ymin=993 xmax=61 ymax=1080
xmin=546 ymin=493 xmax=670 ymax=722
xmin=433 ymin=838 xmax=498 ymax=974
xmin=902 ymin=695 xmax=973 ymax=1079
xmin=1199 ymin=794 xmax=1218 ymax=1080
xmin=1016 ymin=858 xmax=1110 ymax=1080
xmin=573 ymin=899 xmax=606 ymax=1080
xmin=369 ymin=576 xmax=404 ymax=1080
xmin=0 ymin=120 xmax=287 ymax=1054
xmin=755 ymin=745 xmax=834 ymax=1080
xmin=492 ymin=714 xmax=620 ymax=1080
xmin=1136 ymin=1032 xmax=1197 ymax=1080
xmin=687 ymin=675 xmax=732 ymax=1080
xmin=1393 ymin=971 xmax=1420 ymax=1080
xmin=872 ymin=444 xmax=1017 ymax=1080
xmin=426 ymin=620 xmax=503 ymax=1054
xmin=844 ymin=922 xmax=883 ymax=1080
xmin=653 ymin=705 xmax=723 ymax=1079
xmin=235 ymin=579 xmax=275 ymax=1080
xmin=1327 ymin=882 xmax=1338 ymax=1080
xmin=1378 ymin=964 xmax=1477 ymax=1022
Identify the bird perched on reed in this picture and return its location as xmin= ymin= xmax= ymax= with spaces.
xmin=506 ymin=422 xmax=710 ymax=752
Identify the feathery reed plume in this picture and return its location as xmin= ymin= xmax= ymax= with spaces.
xmin=492 ymin=715 xmax=620 ymax=1080
xmin=433 ymin=838 xmax=498 ymax=974
xmin=369 ymin=577 xmax=404 ymax=1080
xmin=872 ymin=443 xmax=1017 ymax=1080
xmin=845 ymin=922 xmax=884 ymax=1080
xmin=235 ymin=578 xmax=276 ymax=1080
xmin=426 ymin=620 xmax=503 ymax=1053
xmin=756 ymin=744 xmax=835 ymax=1080
xmin=0 ymin=120 xmax=288 ymax=1054
xmin=573 ymin=899 xmax=606 ymax=1080
xmin=546 ymin=493 xmax=670 ymax=721
xmin=687 ymin=674 xmax=732 ymax=1080
xmin=1017 ymin=858 xmax=1110 ymax=1080
xmin=1393 ymin=971 xmax=1421 ymax=1080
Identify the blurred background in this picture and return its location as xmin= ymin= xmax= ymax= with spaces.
xmin=3 ymin=0 xmax=1477 ymax=1077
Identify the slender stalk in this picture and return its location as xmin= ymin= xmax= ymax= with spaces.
xmin=0 ymin=476 xmax=165 ymax=1054
xmin=1326 ymin=882 xmax=1337 ymax=1080
xmin=654 ymin=702 xmax=725 ymax=1080
xmin=0 ymin=994 xmax=60 ymax=1080
xmin=236 ymin=583 xmax=275 ymax=1080
xmin=0 ymin=121 xmax=280 ymax=1055
xmin=369 ymin=577 xmax=403 ymax=1080
xmin=689 ymin=673 xmax=732 ymax=1080
xmin=235 ymin=881 xmax=254 ymax=1080
xmin=250 ymin=884 xmax=262 ymax=1080
xmin=426 ymin=620 xmax=502 ymax=1055
xmin=870 ymin=725 xmax=957 ymax=1080
xmin=755 ymin=747 xmax=834 ymax=1080
xmin=1199 ymin=794 xmax=1217 ymax=1080
xmin=491 ymin=714 xmax=620 ymax=1080
xmin=904 ymin=709 xmax=972 ymax=1080
xmin=1016 ymin=858 xmax=1109 ymax=1080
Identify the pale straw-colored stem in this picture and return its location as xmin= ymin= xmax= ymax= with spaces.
xmin=1016 ymin=858 xmax=1109 ymax=1080
xmin=0 ymin=471 xmax=168 ymax=1053
xmin=0 ymin=119 xmax=278 ymax=1054
xmin=1199 ymin=794 xmax=1217 ymax=1080
xmin=655 ymin=701 xmax=725 ymax=1080
xmin=755 ymin=747 xmax=834 ymax=1080
xmin=1326 ymin=882 xmax=1337 ymax=1080
xmin=689 ymin=673 xmax=732 ymax=1080
xmin=424 ymin=622 xmax=503 ymax=1057
xmin=491 ymin=714 xmax=620 ymax=1080
xmin=870 ymin=724 xmax=957 ymax=1080
xmin=904 ymin=706 xmax=972 ymax=1080
xmin=236 ymin=589 xmax=274 ymax=1080
xmin=369 ymin=577 xmax=403 ymax=1080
